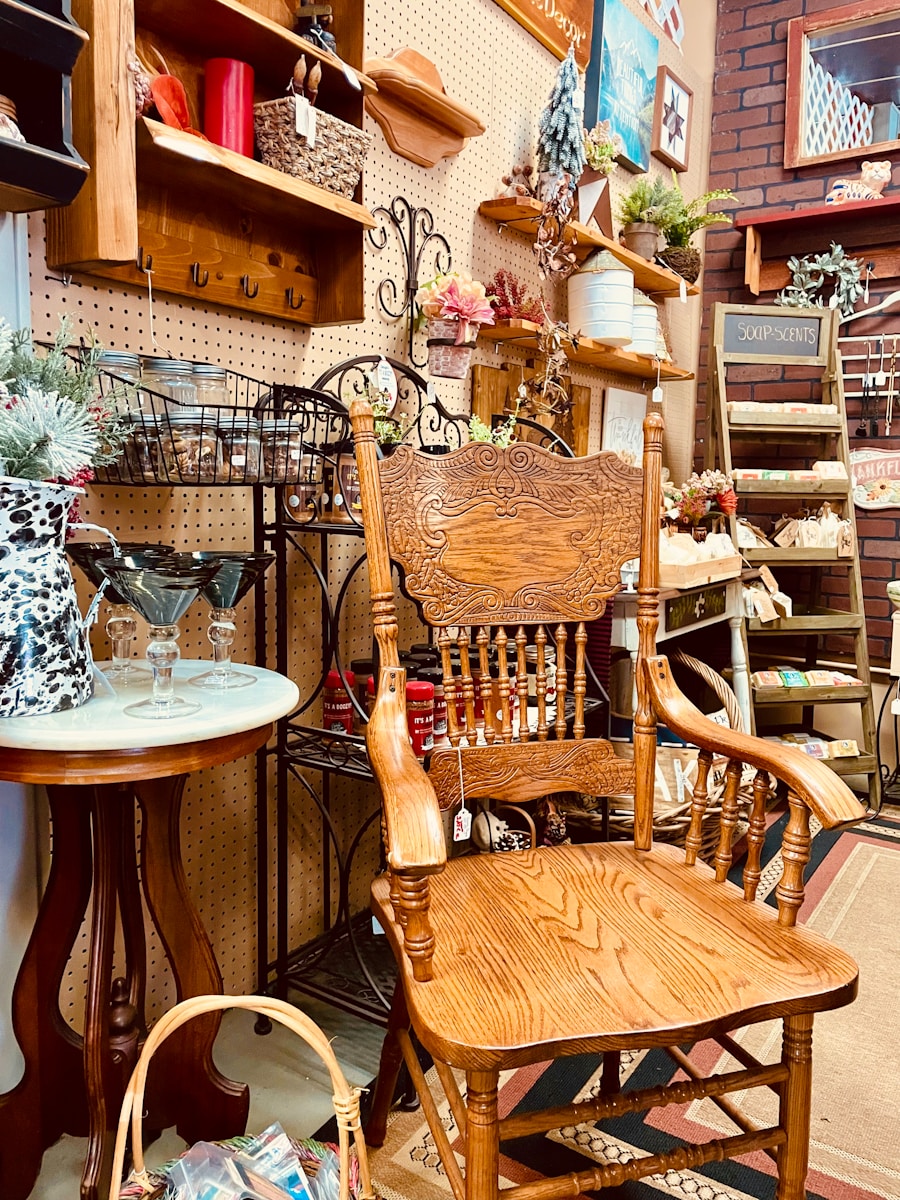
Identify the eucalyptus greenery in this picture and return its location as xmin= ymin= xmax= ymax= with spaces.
xmin=0 ymin=317 xmax=128 ymax=482
xmin=775 ymin=243 xmax=865 ymax=318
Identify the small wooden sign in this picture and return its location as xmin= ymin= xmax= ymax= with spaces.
xmin=722 ymin=311 xmax=822 ymax=358
xmin=665 ymin=584 xmax=727 ymax=632
xmin=850 ymin=448 xmax=900 ymax=508
xmin=489 ymin=0 xmax=593 ymax=67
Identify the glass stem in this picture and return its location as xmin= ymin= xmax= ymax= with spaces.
xmin=106 ymin=603 xmax=137 ymax=668
xmin=147 ymin=624 xmax=180 ymax=708
xmin=209 ymin=607 xmax=237 ymax=677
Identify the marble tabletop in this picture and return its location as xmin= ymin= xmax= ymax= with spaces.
xmin=0 ymin=661 xmax=299 ymax=752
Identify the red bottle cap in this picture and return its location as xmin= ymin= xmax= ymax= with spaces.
xmin=367 ymin=675 xmax=376 ymax=695
xmin=406 ymin=680 xmax=435 ymax=700
xmin=325 ymin=669 xmax=355 ymax=689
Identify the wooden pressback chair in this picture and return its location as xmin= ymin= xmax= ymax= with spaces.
xmin=350 ymin=399 xmax=866 ymax=1200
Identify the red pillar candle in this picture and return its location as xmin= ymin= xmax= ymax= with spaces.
xmin=204 ymin=58 xmax=254 ymax=157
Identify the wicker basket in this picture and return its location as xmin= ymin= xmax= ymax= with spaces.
xmin=110 ymin=994 xmax=374 ymax=1200
xmin=561 ymin=650 xmax=767 ymax=864
xmin=254 ymin=98 xmax=371 ymax=198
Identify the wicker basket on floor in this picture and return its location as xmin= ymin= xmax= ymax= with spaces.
xmin=111 ymin=994 xmax=374 ymax=1200
xmin=254 ymin=98 xmax=371 ymax=198
xmin=561 ymin=650 xmax=765 ymax=864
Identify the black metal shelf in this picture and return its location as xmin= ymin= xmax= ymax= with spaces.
xmin=285 ymin=725 xmax=373 ymax=781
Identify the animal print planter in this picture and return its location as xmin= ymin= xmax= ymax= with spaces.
xmin=0 ymin=477 xmax=93 ymax=716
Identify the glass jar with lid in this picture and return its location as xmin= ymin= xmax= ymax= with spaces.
xmin=260 ymin=419 xmax=303 ymax=483
xmin=219 ymin=414 xmax=261 ymax=483
xmin=95 ymin=351 xmax=142 ymax=419
xmin=158 ymin=408 xmax=222 ymax=483
xmin=123 ymin=412 xmax=164 ymax=483
xmin=191 ymin=362 xmax=230 ymax=407
xmin=142 ymin=357 xmax=198 ymax=408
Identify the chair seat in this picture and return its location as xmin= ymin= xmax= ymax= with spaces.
xmin=372 ymin=841 xmax=859 ymax=1071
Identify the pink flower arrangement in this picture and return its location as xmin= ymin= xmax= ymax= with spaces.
xmin=415 ymin=271 xmax=496 ymax=344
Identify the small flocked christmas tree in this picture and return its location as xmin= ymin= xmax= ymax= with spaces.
xmin=537 ymin=45 xmax=586 ymax=189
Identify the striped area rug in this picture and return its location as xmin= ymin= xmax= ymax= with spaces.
xmin=368 ymin=812 xmax=900 ymax=1200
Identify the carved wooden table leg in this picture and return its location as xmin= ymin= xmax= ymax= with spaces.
xmin=79 ymin=787 xmax=127 ymax=1200
xmin=136 ymin=774 xmax=249 ymax=1146
xmin=0 ymin=786 xmax=93 ymax=1200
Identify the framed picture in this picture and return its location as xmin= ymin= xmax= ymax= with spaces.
xmin=652 ymin=65 xmax=692 ymax=171
xmin=589 ymin=0 xmax=659 ymax=173
xmin=602 ymin=387 xmax=647 ymax=467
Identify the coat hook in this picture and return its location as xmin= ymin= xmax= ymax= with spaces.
xmin=241 ymin=274 xmax=259 ymax=299
xmin=136 ymin=247 xmax=153 ymax=273
xmin=190 ymin=262 xmax=209 ymax=287
xmin=285 ymin=287 xmax=305 ymax=310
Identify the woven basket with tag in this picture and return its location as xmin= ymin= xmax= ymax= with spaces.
xmin=111 ymin=995 xmax=374 ymax=1200
xmin=254 ymin=98 xmax=371 ymax=198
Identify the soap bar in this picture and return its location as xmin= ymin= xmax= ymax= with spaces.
xmin=829 ymin=739 xmax=859 ymax=757
xmin=778 ymin=669 xmax=807 ymax=687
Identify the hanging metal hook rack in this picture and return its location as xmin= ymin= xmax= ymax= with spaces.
xmin=367 ymin=195 xmax=452 ymax=368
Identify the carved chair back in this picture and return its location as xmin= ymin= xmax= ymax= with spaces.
xmin=351 ymin=399 xmax=666 ymax=850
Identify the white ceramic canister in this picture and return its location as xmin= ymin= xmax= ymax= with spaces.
xmin=630 ymin=289 xmax=659 ymax=356
xmin=567 ymin=249 xmax=634 ymax=347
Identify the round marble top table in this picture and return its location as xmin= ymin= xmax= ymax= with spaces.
xmin=0 ymin=663 xmax=299 ymax=1200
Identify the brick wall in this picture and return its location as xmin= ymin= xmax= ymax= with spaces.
xmin=701 ymin=0 xmax=900 ymax=664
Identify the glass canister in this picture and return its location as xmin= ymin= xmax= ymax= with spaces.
xmin=281 ymin=452 xmax=323 ymax=521
xmin=219 ymin=414 xmax=261 ymax=483
xmin=191 ymin=362 xmax=230 ymax=407
xmin=122 ymin=411 xmax=163 ymax=483
xmin=320 ymin=440 xmax=362 ymax=524
xmin=261 ymin=418 xmax=303 ymax=483
xmin=158 ymin=408 xmax=222 ymax=483
xmin=142 ymin=356 xmax=199 ymax=406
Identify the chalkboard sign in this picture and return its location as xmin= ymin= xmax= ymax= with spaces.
xmin=722 ymin=311 xmax=822 ymax=358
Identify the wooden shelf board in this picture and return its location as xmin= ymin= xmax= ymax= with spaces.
xmin=824 ymin=754 xmax=878 ymax=776
xmin=727 ymin=412 xmax=843 ymax=432
xmin=735 ymin=477 xmax=849 ymax=497
xmin=747 ymin=610 xmax=863 ymax=633
xmin=134 ymin=0 xmax=375 ymax=93
xmin=136 ymin=118 xmax=375 ymax=233
xmin=479 ymin=320 xmax=693 ymax=382
xmin=753 ymin=684 xmax=869 ymax=704
xmin=477 ymin=197 xmax=700 ymax=298
xmin=736 ymin=198 xmax=900 ymax=295
xmin=742 ymin=547 xmax=847 ymax=565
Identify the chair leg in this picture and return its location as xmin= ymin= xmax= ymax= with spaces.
xmin=600 ymin=1051 xmax=622 ymax=1095
xmin=776 ymin=1014 xmax=814 ymax=1200
xmin=365 ymin=982 xmax=410 ymax=1148
xmin=465 ymin=1069 xmax=500 ymax=1200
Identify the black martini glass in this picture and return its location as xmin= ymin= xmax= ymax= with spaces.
xmin=187 ymin=551 xmax=275 ymax=689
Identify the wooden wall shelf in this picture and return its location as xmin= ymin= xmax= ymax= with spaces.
xmin=0 ymin=0 xmax=89 ymax=213
xmin=364 ymin=48 xmax=485 ymax=167
xmin=479 ymin=319 xmax=694 ymax=382
xmin=46 ymin=0 xmax=372 ymax=327
xmin=478 ymin=196 xmax=700 ymax=299
xmin=735 ymin=198 xmax=900 ymax=295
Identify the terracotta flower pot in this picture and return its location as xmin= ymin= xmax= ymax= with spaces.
xmin=621 ymin=221 xmax=660 ymax=261
xmin=426 ymin=317 xmax=478 ymax=379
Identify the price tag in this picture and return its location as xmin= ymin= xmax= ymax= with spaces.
xmin=294 ymin=94 xmax=310 ymax=138
xmin=453 ymin=806 xmax=472 ymax=842
xmin=758 ymin=564 xmax=779 ymax=594
xmin=306 ymin=105 xmax=316 ymax=149
xmin=427 ymin=380 xmax=437 ymax=407
xmin=679 ymin=277 xmax=687 ymax=303
xmin=650 ymin=385 xmax=664 ymax=405
xmin=375 ymin=356 xmax=398 ymax=412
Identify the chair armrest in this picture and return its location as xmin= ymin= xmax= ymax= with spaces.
xmin=367 ymin=667 xmax=447 ymax=874
xmin=645 ymin=656 xmax=868 ymax=831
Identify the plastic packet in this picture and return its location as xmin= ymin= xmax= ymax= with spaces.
xmin=308 ymin=1148 xmax=341 ymax=1200
xmin=234 ymin=1122 xmax=314 ymax=1200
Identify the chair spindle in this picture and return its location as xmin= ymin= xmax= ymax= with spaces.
xmin=495 ymin=626 xmax=513 ymax=743
xmin=535 ymin=624 xmax=548 ymax=741
xmin=573 ymin=622 xmax=587 ymax=740
xmin=439 ymin=629 xmax=462 ymax=748
xmin=684 ymin=749 xmax=713 ymax=866
xmin=477 ymin=626 xmax=495 ymax=744
xmin=457 ymin=631 xmax=477 ymax=738
xmin=516 ymin=626 xmax=530 ymax=742
xmin=776 ymin=792 xmax=811 ymax=927
xmin=742 ymin=769 xmax=769 ymax=901
xmin=714 ymin=759 xmax=743 ymax=882
xmin=554 ymin=624 xmax=568 ymax=741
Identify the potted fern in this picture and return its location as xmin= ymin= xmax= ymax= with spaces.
xmin=616 ymin=176 xmax=679 ymax=261
xmin=654 ymin=175 xmax=738 ymax=283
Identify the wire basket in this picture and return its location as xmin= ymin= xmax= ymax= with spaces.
xmin=110 ymin=995 xmax=374 ymax=1200
xmin=254 ymin=99 xmax=371 ymax=198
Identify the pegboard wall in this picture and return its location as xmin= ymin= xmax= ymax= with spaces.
xmin=28 ymin=0 xmax=716 ymax=1018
